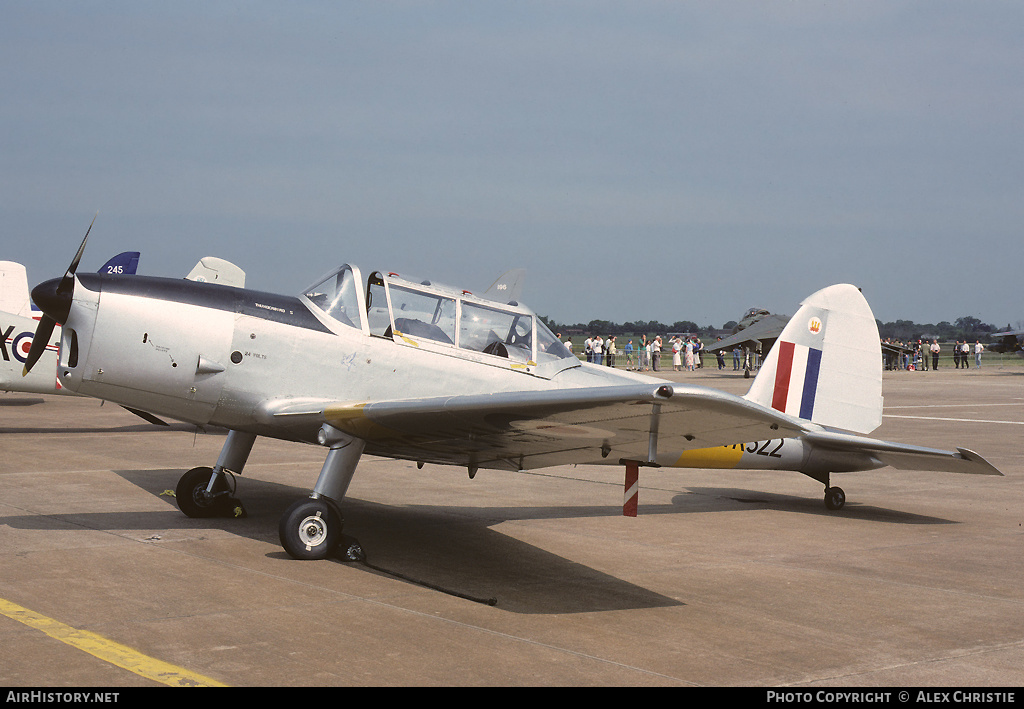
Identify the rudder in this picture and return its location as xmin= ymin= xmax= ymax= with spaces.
xmin=745 ymin=284 xmax=882 ymax=434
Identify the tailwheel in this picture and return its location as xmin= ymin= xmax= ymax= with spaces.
xmin=824 ymin=486 xmax=846 ymax=511
xmin=176 ymin=466 xmax=233 ymax=518
xmin=279 ymin=498 xmax=343 ymax=560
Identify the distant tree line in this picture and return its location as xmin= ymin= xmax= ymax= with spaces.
xmin=539 ymin=313 xmax=1011 ymax=342
xmin=875 ymin=315 xmax=1009 ymax=343
xmin=538 ymin=316 xmax=711 ymax=338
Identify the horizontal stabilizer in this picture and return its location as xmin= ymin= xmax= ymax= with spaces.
xmin=803 ymin=429 xmax=1002 ymax=476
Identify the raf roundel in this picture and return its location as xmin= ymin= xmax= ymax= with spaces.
xmin=12 ymin=331 xmax=34 ymax=363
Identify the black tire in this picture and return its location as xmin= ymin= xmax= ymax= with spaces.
xmin=824 ymin=486 xmax=846 ymax=511
xmin=279 ymin=498 xmax=343 ymax=560
xmin=176 ymin=466 xmax=229 ymax=518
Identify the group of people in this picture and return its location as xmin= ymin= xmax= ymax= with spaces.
xmin=563 ymin=334 xmax=723 ymax=372
xmin=668 ymin=335 xmax=709 ymax=371
xmin=883 ymin=339 xmax=985 ymax=371
xmin=563 ymin=332 xmax=990 ymax=374
xmin=569 ymin=334 xmax=622 ymax=367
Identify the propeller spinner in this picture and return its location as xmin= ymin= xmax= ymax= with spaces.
xmin=22 ymin=215 xmax=97 ymax=375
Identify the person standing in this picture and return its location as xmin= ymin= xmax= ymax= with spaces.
xmin=931 ymin=340 xmax=940 ymax=370
xmin=671 ymin=337 xmax=682 ymax=371
xmin=652 ymin=336 xmax=662 ymax=371
xmin=961 ymin=341 xmax=970 ymax=368
xmin=975 ymin=340 xmax=984 ymax=368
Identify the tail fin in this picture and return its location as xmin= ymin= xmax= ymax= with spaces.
xmin=483 ymin=268 xmax=526 ymax=304
xmin=745 ymin=284 xmax=882 ymax=434
xmin=0 ymin=261 xmax=32 ymax=318
xmin=186 ymin=257 xmax=247 ymax=287
xmin=98 ymin=251 xmax=140 ymax=275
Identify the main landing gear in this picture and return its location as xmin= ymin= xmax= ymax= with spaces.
xmin=173 ymin=427 xmax=366 ymax=561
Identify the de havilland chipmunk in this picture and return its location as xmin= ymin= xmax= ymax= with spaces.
xmin=23 ymin=225 xmax=1001 ymax=561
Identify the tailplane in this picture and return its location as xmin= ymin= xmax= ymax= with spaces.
xmin=745 ymin=284 xmax=882 ymax=434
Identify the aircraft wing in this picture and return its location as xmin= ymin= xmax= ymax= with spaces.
xmin=259 ymin=383 xmax=807 ymax=472
xmin=708 ymin=314 xmax=790 ymax=351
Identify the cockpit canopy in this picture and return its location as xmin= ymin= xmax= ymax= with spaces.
xmin=301 ymin=265 xmax=575 ymax=377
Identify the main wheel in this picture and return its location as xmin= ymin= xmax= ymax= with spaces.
xmin=824 ymin=486 xmax=846 ymax=510
xmin=279 ymin=498 xmax=343 ymax=560
xmin=176 ymin=466 xmax=230 ymax=518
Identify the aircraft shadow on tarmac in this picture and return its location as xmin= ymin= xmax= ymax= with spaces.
xmin=0 ymin=397 xmax=47 ymax=407
xmin=3 ymin=468 xmax=688 ymax=615
xmin=0 ymin=468 xmax=955 ymax=614
xmin=676 ymin=487 xmax=957 ymax=526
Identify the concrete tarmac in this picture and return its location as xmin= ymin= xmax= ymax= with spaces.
xmin=1 ymin=365 xmax=1022 ymax=687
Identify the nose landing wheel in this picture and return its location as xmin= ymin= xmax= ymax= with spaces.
xmin=824 ymin=486 xmax=846 ymax=510
xmin=176 ymin=466 xmax=245 ymax=518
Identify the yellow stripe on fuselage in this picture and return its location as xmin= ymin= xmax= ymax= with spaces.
xmin=671 ymin=444 xmax=746 ymax=469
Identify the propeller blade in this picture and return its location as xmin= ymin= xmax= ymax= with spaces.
xmin=23 ymin=214 xmax=98 ymax=376
xmin=66 ymin=212 xmax=98 ymax=279
xmin=22 ymin=314 xmax=57 ymax=376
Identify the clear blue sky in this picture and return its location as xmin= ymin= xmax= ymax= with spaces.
xmin=3 ymin=2 xmax=1022 ymax=329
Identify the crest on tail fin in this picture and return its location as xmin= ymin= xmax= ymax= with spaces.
xmin=745 ymin=284 xmax=882 ymax=435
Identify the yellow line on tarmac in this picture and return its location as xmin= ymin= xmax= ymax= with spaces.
xmin=0 ymin=597 xmax=228 ymax=687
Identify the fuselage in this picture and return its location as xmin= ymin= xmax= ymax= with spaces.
xmin=51 ymin=269 xmax=650 ymax=443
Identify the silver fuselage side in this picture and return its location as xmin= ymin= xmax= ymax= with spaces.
xmin=57 ymin=272 xmax=649 ymax=442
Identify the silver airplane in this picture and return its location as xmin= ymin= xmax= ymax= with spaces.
xmin=23 ymin=228 xmax=1001 ymax=561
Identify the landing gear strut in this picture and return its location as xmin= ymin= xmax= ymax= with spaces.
xmin=173 ymin=426 xmax=367 ymax=561
xmin=277 ymin=427 xmax=366 ymax=560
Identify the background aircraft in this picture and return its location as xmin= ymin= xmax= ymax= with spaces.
xmin=707 ymin=306 xmax=790 ymax=376
xmin=987 ymin=328 xmax=1024 ymax=357
xmin=23 ymin=230 xmax=1000 ymax=562
xmin=482 ymin=268 xmax=526 ymax=304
